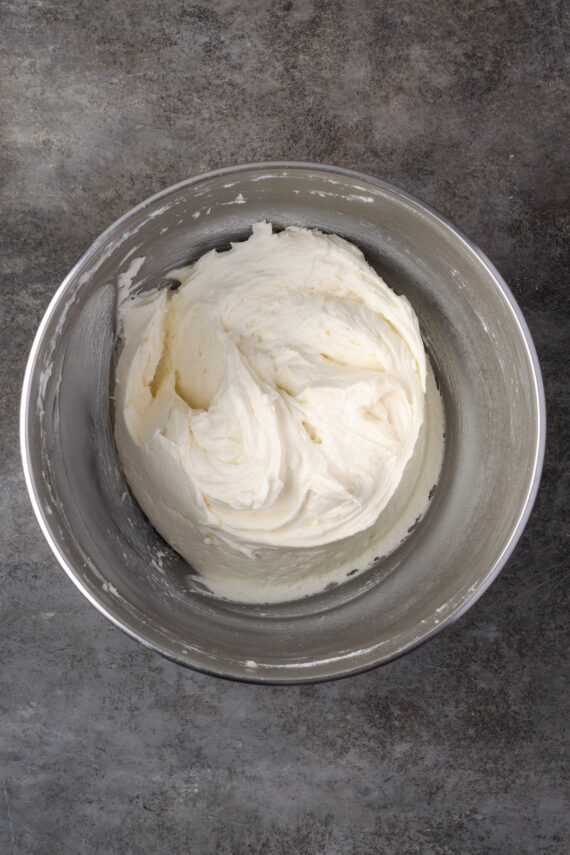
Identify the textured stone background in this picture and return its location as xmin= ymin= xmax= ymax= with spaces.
xmin=1 ymin=1 xmax=568 ymax=853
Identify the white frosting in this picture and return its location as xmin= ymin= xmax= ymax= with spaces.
xmin=114 ymin=222 xmax=444 ymax=602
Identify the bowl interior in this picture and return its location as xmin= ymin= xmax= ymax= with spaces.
xmin=22 ymin=165 xmax=544 ymax=681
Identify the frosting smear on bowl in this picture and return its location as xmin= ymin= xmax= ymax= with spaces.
xmin=114 ymin=222 xmax=444 ymax=602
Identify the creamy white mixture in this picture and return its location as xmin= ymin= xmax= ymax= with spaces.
xmin=114 ymin=222 xmax=444 ymax=602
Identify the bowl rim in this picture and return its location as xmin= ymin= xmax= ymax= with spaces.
xmin=20 ymin=161 xmax=546 ymax=683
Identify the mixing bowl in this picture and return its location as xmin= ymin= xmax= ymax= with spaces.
xmin=20 ymin=163 xmax=545 ymax=682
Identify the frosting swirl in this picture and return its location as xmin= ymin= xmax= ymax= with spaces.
xmin=114 ymin=222 xmax=435 ymax=600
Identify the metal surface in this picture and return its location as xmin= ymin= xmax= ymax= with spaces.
xmin=20 ymin=163 xmax=546 ymax=683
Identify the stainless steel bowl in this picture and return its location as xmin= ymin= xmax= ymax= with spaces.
xmin=20 ymin=163 xmax=545 ymax=682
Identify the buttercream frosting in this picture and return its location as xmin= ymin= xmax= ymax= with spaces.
xmin=114 ymin=222 xmax=443 ymax=602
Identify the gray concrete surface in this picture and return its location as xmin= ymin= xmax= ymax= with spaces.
xmin=1 ymin=1 xmax=568 ymax=853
